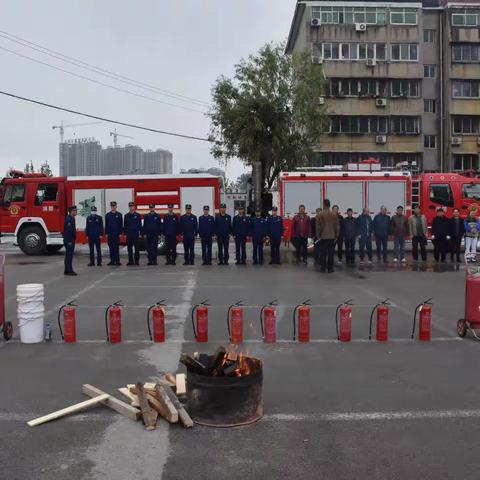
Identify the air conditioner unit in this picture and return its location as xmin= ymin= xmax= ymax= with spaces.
xmin=376 ymin=98 xmax=387 ymax=107
xmin=311 ymin=55 xmax=323 ymax=64
xmin=355 ymin=23 xmax=367 ymax=32
xmin=366 ymin=59 xmax=377 ymax=67
xmin=318 ymin=96 xmax=326 ymax=105
xmin=376 ymin=135 xmax=387 ymax=144
xmin=311 ymin=18 xmax=320 ymax=27
xmin=451 ymin=136 xmax=462 ymax=146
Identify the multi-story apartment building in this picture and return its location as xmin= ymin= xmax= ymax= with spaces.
xmin=59 ymin=138 xmax=102 ymax=176
xmin=286 ymin=0 xmax=480 ymax=172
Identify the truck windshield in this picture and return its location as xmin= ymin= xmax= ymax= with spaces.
xmin=462 ymin=183 xmax=480 ymax=201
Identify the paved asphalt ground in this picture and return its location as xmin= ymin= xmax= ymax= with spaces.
xmin=1 ymin=243 xmax=479 ymax=480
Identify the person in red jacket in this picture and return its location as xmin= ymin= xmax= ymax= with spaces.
xmin=291 ymin=204 xmax=310 ymax=263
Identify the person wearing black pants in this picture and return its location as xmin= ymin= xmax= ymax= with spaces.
xmin=316 ymin=199 xmax=339 ymax=273
xmin=409 ymin=206 xmax=428 ymax=262
xmin=432 ymin=207 xmax=450 ymax=262
xmin=373 ymin=206 xmax=390 ymax=263
xmin=312 ymin=208 xmax=322 ymax=264
xmin=342 ymin=208 xmax=356 ymax=265
xmin=267 ymin=207 xmax=283 ymax=264
xmin=291 ymin=205 xmax=310 ymax=264
xmin=450 ymin=208 xmax=465 ymax=262
xmin=333 ymin=205 xmax=344 ymax=262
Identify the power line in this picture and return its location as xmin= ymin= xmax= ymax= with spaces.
xmin=0 ymin=29 xmax=210 ymax=108
xmin=0 ymin=89 xmax=211 ymax=142
xmin=0 ymin=45 xmax=207 ymax=114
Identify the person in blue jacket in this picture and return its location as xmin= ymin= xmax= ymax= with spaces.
xmin=355 ymin=208 xmax=374 ymax=264
xmin=198 ymin=205 xmax=215 ymax=265
xmin=163 ymin=203 xmax=179 ymax=265
xmin=267 ymin=207 xmax=284 ymax=265
xmin=232 ymin=206 xmax=251 ymax=265
xmin=373 ymin=206 xmax=391 ymax=263
xmin=105 ymin=201 xmax=123 ymax=266
xmin=142 ymin=203 xmax=162 ymax=266
xmin=251 ymin=208 xmax=267 ymax=265
xmin=215 ymin=203 xmax=232 ymax=265
xmin=124 ymin=202 xmax=142 ymax=266
xmin=180 ymin=204 xmax=198 ymax=265
xmin=63 ymin=205 xmax=77 ymax=276
xmin=85 ymin=205 xmax=104 ymax=267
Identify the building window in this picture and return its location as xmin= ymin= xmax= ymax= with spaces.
xmin=454 ymin=155 xmax=479 ymax=171
xmin=423 ymin=30 xmax=436 ymax=43
xmin=424 ymin=135 xmax=437 ymax=148
xmin=453 ymin=116 xmax=480 ymax=134
xmin=452 ymin=80 xmax=480 ymax=98
xmin=390 ymin=8 xmax=418 ymax=25
xmin=390 ymin=116 xmax=421 ymax=134
xmin=424 ymin=65 xmax=436 ymax=78
xmin=451 ymin=9 xmax=479 ymax=27
xmin=424 ymin=99 xmax=436 ymax=113
xmin=311 ymin=6 xmax=386 ymax=25
xmin=329 ymin=116 xmax=388 ymax=134
xmin=391 ymin=79 xmax=420 ymax=97
xmin=316 ymin=42 xmax=386 ymax=61
xmin=452 ymin=44 xmax=480 ymax=63
xmin=391 ymin=44 xmax=418 ymax=61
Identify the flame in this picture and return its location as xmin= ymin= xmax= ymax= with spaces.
xmin=224 ymin=345 xmax=253 ymax=377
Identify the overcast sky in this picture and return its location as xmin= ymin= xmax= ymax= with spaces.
xmin=0 ymin=1 xmax=296 ymax=181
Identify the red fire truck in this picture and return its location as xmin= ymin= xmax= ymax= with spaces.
xmin=0 ymin=171 xmax=221 ymax=255
xmin=280 ymin=162 xmax=480 ymax=233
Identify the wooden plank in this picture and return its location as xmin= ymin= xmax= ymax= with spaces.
xmin=129 ymin=385 xmax=157 ymax=397
xmin=146 ymin=393 xmax=178 ymax=424
xmin=118 ymin=387 xmax=140 ymax=408
xmin=176 ymin=374 xmax=186 ymax=395
xmin=136 ymin=382 xmax=158 ymax=431
xmin=154 ymin=384 xmax=179 ymax=424
xmin=27 ymin=394 xmax=109 ymax=427
xmin=163 ymin=386 xmax=193 ymax=428
xmin=82 ymin=385 xmax=141 ymax=421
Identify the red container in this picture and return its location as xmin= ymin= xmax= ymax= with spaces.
xmin=229 ymin=306 xmax=244 ymax=344
xmin=195 ymin=306 xmax=208 ymax=343
xmin=339 ymin=305 xmax=352 ymax=342
xmin=108 ymin=306 xmax=122 ymax=343
xmin=63 ymin=306 xmax=77 ymax=343
xmin=151 ymin=306 xmax=165 ymax=343
xmin=418 ymin=304 xmax=431 ymax=341
xmin=297 ymin=306 xmax=310 ymax=343
xmin=466 ymin=275 xmax=480 ymax=329
xmin=262 ymin=306 xmax=276 ymax=343
xmin=376 ymin=305 xmax=389 ymax=342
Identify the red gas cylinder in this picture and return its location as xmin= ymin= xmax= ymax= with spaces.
xmin=295 ymin=305 xmax=310 ymax=343
xmin=466 ymin=275 xmax=480 ymax=329
xmin=418 ymin=304 xmax=432 ymax=341
xmin=63 ymin=306 xmax=77 ymax=343
xmin=262 ymin=306 xmax=276 ymax=343
xmin=339 ymin=305 xmax=352 ymax=342
xmin=229 ymin=306 xmax=244 ymax=344
xmin=151 ymin=305 xmax=165 ymax=343
xmin=194 ymin=305 xmax=208 ymax=343
xmin=108 ymin=306 xmax=122 ymax=343
xmin=376 ymin=305 xmax=389 ymax=342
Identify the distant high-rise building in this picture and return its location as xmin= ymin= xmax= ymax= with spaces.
xmin=59 ymin=139 xmax=173 ymax=176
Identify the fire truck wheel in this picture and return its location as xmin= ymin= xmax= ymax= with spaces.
xmin=3 ymin=321 xmax=13 ymax=341
xmin=457 ymin=319 xmax=467 ymax=338
xmin=18 ymin=226 xmax=47 ymax=255
xmin=46 ymin=245 xmax=63 ymax=254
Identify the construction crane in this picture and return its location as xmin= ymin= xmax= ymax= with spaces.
xmin=52 ymin=120 xmax=103 ymax=143
xmin=110 ymin=128 xmax=134 ymax=148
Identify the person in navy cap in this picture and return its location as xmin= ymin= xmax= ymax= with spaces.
xmin=105 ymin=201 xmax=123 ymax=266
xmin=85 ymin=205 xmax=104 ymax=267
xmin=198 ymin=205 xmax=215 ymax=265
xmin=267 ymin=206 xmax=284 ymax=264
xmin=163 ymin=203 xmax=179 ymax=265
xmin=232 ymin=205 xmax=251 ymax=265
xmin=180 ymin=204 xmax=198 ymax=265
xmin=63 ymin=205 xmax=77 ymax=276
xmin=124 ymin=202 xmax=142 ymax=266
xmin=215 ymin=203 xmax=232 ymax=265
xmin=251 ymin=207 xmax=267 ymax=265
xmin=142 ymin=203 xmax=162 ymax=265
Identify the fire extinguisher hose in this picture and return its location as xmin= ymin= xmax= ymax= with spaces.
xmin=147 ymin=300 xmax=166 ymax=341
xmin=369 ymin=299 xmax=389 ymax=340
xmin=226 ymin=301 xmax=244 ymax=342
xmin=410 ymin=298 xmax=432 ymax=339
xmin=191 ymin=299 xmax=208 ymax=339
xmin=293 ymin=299 xmax=311 ymax=341
xmin=335 ymin=299 xmax=353 ymax=340
xmin=105 ymin=300 xmax=121 ymax=342
xmin=260 ymin=300 xmax=277 ymax=339
xmin=57 ymin=305 xmax=65 ymax=341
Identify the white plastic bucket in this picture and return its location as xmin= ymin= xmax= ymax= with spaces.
xmin=17 ymin=283 xmax=45 ymax=344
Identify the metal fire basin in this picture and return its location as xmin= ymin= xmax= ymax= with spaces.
xmin=186 ymin=357 xmax=263 ymax=427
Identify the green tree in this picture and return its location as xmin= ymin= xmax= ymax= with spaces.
xmin=209 ymin=42 xmax=326 ymax=192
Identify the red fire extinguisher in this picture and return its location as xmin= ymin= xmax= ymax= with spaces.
xmin=57 ymin=302 xmax=77 ymax=343
xmin=411 ymin=298 xmax=433 ymax=341
xmin=369 ymin=298 xmax=390 ymax=342
xmin=260 ymin=300 xmax=277 ymax=343
xmin=147 ymin=300 xmax=166 ymax=343
xmin=191 ymin=300 xmax=209 ymax=343
xmin=227 ymin=301 xmax=244 ymax=344
xmin=105 ymin=301 xmax=122 ymax=343
xmin=293 ymin=299 xmax=311 ymax=342
xmin=336 ymin=300 xmax=353 ymax=342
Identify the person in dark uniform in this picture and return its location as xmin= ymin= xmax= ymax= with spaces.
xmin=432 ymin=207 xmax=450 ymax=263
xmin=450 ymin=207 xmax=465 ymax=263
xmin=333 ymin=205 xmax=344 ymax=263
xmin=124 ymin=202 xmax=142 ymax=266
xmin=163 ymin=204 xmax=179 ymax=265
xmin=142 ymin=204 xmax=161 ymax=266
xmin=198 ymin=205 xmax=215 ymax=265
xmin=105 ymin=201 xmax=123 ymax=266
xmin=180 ymin=204 xmax=198 ymax=265
xmin=85 ymin=205 xmax=103 ymax=267
xmin=267 ymin=206 xmax=283 ymax=264
xmin=232 ymin=206 xmax=251 ymax=265
xmin=215 ymin=203 xmax=231 ymax=265
xmin=63 ymin=205 xmax=77 ymax=276
xmin=251 ymin=208 xmax=267 ymax=265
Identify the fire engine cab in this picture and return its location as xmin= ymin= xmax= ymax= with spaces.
xmin=0 ymin=171 xmax=220 ymax=255
xmin=280 ymin=161 xmax=480 ymax=226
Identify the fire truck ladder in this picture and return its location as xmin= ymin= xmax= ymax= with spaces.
xmin=411 ymin=179 xmax=421 ymax=207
